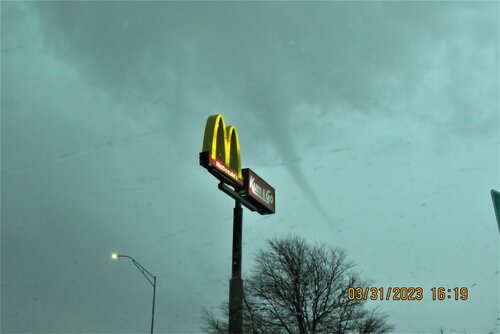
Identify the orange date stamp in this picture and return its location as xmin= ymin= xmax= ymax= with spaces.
xmin=347 ymin=287 xmax=468 ymax=301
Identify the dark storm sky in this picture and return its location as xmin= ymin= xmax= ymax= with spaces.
xmin=1 ymin=2 xmax=499 ymax=333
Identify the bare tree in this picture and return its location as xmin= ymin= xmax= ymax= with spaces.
xmin=202 ymin=236 xmax=394 ymax=334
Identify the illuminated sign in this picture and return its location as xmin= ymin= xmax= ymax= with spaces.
xmin=200 ymin=114 xmax=275 ymax=215
xmin=242 ymin=169 xmax=275 ymax=215
xmin=200 ymin=114 xmax=243 ymax=186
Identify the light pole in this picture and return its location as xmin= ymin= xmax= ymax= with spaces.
xmin=112 ymin=253 xmax=156 ymax=334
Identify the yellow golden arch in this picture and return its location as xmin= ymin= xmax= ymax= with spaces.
xmin=202 ymin=114 xmax=242 ymax=181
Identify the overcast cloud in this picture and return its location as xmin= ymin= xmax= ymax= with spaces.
xmin=1 ymin=2 xmax=499 ymax=333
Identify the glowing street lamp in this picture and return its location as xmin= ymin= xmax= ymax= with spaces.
xmin=111 ymin=253 xmax=156 ymax=334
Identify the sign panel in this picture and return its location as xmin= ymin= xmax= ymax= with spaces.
xmin=491 ymin=189 xmax=500 ymax=233
xmin=199 ymin=151 xmax=243 ymax=187
xmin=242 ymin=168 xmax=275 ymax=215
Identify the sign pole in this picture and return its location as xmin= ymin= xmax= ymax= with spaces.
xmin=229 ymin=199 xmax=243 ymax=334
xmin=199 ymin=114 xmax=276 ymax=334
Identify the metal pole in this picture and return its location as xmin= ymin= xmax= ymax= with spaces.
xmin=151 ymin=276 xmax=156 ymax=334
xmin=116 ymin=255 xmax=156 ymax=333
xmin=229 ymin=199 xmax=243 ymax=334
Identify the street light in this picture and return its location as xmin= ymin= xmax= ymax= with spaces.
xmin=112 ymin=253 xmax=156 ymax=334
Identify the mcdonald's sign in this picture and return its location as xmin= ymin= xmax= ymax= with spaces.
xmin=200 ymin=114 xmax=243 ymax=186
xmin=241 ymin=168 xmax=275 ymax=214
xmin=200 ymin=114 xmax=275 ymax=215
xmin=200 ymin=114 xmax=275 ymax=334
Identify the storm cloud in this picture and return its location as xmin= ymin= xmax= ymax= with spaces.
xmin=2 ymin=2 xmax=498 ymax=333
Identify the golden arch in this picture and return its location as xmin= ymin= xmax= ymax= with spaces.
xmin=202 ymin=114 xmax=242 ymax=181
